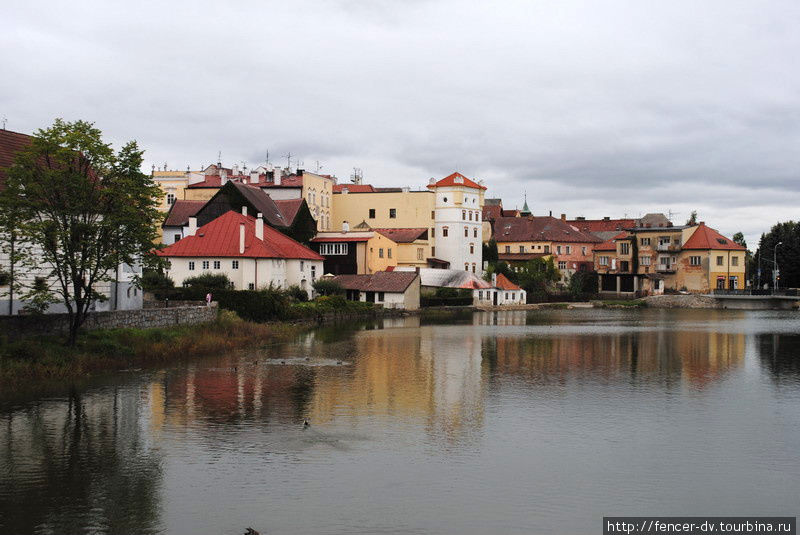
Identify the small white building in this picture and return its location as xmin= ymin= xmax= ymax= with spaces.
xmin=157 ymin=209 xmax=323 ymax=297
xmin=493 ymin=273 xmax=527 ymax=305
xmin=332 ymin=271 xmax=421 ymax=310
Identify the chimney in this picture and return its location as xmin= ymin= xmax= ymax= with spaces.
xmin=549 ymin=210 xmax=552 ymax=217
xmin=415 ymin=266 xmax=420 ymax=274
xmin=241 ymin=206 xmax=248 ymax=217
xmin=255 ymin=213 xmax=264 ymax=240
xmin=603 ymin=216 xmax=610 ymax=221
xmin=220 ymin=168 xmax=228 ymax=185
xmin=560 ymin=213 xmax=566 ymax=222
xmin=187 ymin=217 xmax=197 ymax=236
xmin=492 ymin=273 xmax=497 ymax=285
xmin=342 ymin=220 xmax=350 ymax=233
xmin=250 ymin=171 xmax=259 ymax=184
xmin=274 ymin=167 xmax=282 ymax=186
xmin=239 ymin=222 xmax=245 ymax=254
xmin=297 ymin=169 xmax=305 ymax=176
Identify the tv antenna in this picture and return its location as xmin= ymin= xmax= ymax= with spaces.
xmin=667 ymin=209 xmax=679 ymax=222
xmin=315 ymin=160 xmax=323 ymax=173
xmin=1 ymin=116 xmax=6 ymax=130
xmin=217 ymin=151 xmax=222 ymax=167
xmin=282 ymin=152 xmax=292 ymax=170
xmin=264 ymin=150 xmax=270 ymax=166
xmin=350 ymin=167 xmax=363 ymax=184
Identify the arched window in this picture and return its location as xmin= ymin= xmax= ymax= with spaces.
xmin=462 ymin=210 xmax=466 ymax=220
xmin=470 ymin=243 xmax=474 ymax=254
xmin=465 ymin=263 xmax=469 ymax=271
xmin=464 ymin=227 xmax=468 ymax=237
xmin=442 ymin=226 xmax=449 ymax=237
xmin=473 ymin=228 xmax=478 ymax=238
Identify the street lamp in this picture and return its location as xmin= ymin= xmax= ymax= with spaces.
xmin=773 ymin=241 xmax=783 ymax=291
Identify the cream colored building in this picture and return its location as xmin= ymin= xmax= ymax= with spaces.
xmin=332 ymin=188 xmax=435 ymax=236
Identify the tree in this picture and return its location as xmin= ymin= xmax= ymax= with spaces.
xmin=516 ymin=257 xmax=560 ymax=299
xmin=732 ymin=232 xmax=754 ymax=285
xmin=482 ymin=239 xmax=498 ymax=264
xmin=0 ymin=193 xmax=29 ymax=315
xmin=313 ymin=278 xmax=344 ymax=296
xmin=0 ymin=119 xmax=163 ymax=344
xmin=754 ymin=221 xmax=800 ymax=289
xmin=686 ymin=210 xmax=698 ymax=226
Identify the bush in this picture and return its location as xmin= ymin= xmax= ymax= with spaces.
xmin=286 ymin=284 xmax=309 ymax=302
xmin=313 ymin=278 xmax=344 ymax=296
xmin=141 ymin=270 xmax=174 ymax=292
xmin=0 ymin=270 xmax=9 ymax=286
xmin=183 ymin=273 xmax=233 ymax=290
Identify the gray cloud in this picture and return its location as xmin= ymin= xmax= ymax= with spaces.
xmin=2 ymin=0 xmax=798 ymax=246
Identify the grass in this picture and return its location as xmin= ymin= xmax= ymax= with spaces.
xmin=0 ymin=310 xmax=305 ymax=383
xmin=593 ymin=299 xmax=647 ymax=308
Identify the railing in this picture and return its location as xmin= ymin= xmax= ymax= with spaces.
xmin=656 ymin=265 xmax=675 ymax=273
xmin=656 ymin=244 xmax=681 ymax=252
xmin=712 ymin=289 xmax=799 ymax=297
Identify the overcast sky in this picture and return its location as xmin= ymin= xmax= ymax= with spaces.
xmin=3 ymin=0 xmax=798 ymax=246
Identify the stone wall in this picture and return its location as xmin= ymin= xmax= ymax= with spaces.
xmin=1 ymin=303 xmax=218 ymax=340
xmin=644 ymin=294 xmax=720 ymax=309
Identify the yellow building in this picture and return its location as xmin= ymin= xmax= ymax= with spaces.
xmin=373 ymin=228 xmax=433 ymax=268
xmin=310 ymin=231 xmax=398 ymax=274
xmin=152 ymin=169 xmax=190 ymax=212
xmin=331 ymin=186 xmax=435 ymax=235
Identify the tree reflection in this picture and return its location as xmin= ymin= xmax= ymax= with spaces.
xmin=757 ymin=333 xmax=800 ymax=384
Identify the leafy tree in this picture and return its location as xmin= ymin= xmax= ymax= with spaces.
xmin=732 ymin=232 xmax=754 ymax=285
xmin=313 ymin=278 xmax=344 ymax=296
xmin=516 ymin=257 xmax=560 ymax=298
xmin=183 ymin=273 xmax=233 ymax=290
xmin=0 ymin=119 xmax=163 ymax=344
xmin=732 ymin=232 xmax=747 ymax=249
xmin=286 ymin=284 xmax=309 ymax=302
xmin=754 ymin=221 xmax=800 ymax=289
xmin=482 ymin=239 xmax=498 ymax=264
xmin=686 ymin=210 xmax=698 ymax=226
xmin=568 ymin=270 xmax=598 ymax=299
xmin=141 ymin=269 xmax=174 ymax=292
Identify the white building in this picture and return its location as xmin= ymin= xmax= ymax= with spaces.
xmin=428 ymin=172 xmax=486 ymax=276
xmin=332 ymin=271 xmax=421 ymax=310
xmin=157 ymin=209 xmax=323 ymax=297
xmin=492 ymin=273 xmax=526 ymax=305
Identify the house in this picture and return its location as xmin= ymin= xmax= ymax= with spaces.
xmin=157 ymin=209 xmax=323 ymax=297
xmin=309 ymin=231 xmax=398 ymax=275
xmin=331 ymin=184 xmax=435 ymax=237
xmin=162 ymin=200 xmax=206 ymax=245
xmin=394 ymin=267 xmax=496 ymax=305
xmin=332 ymin=271 xmax=421 ymax=309
xmin=373 ymin=228 xmax=432 ymax=268
xmin=0 ymin=128 xmax=142 ymax=315
xmin=493 ymin=273 xmax=527 ymax=305
xmin=493 ymin=215 xmax=601 ymax=284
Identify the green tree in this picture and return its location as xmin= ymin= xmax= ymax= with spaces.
xmin=482 ymin=239 xmax=498 ymax=264
xmin=0 ymin=193 xmax=29 ymax=315
xmin=516 ymin=257 xmax=560 ymax=299
xmin=0 ymin=119 xmax=163 ymax=344
xmin=313 ymin=278 xmax=344 ymax=296
xmin=754 ymin=221 xmax=800 ymax=289
xmin=686 ymin=210 xmax=698 ymax=226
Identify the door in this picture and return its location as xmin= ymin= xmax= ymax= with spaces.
xmin=493 ymin=290 xmax=498 ymax=306
xmin=366 ymin=291 xmax=375 ymax=303
xmin=716 ymin=277 xmax=726 ymax=289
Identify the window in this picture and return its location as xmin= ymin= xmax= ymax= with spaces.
xmin=620 ymin=261 xmax=629 ymax=272
xmin=300 ymin=261 xmax=305 ymax=271
xmin=716 ymin=256 xmax=724 ymax=266
xmin=443 ymin=197 xmax=448 ymax=203
xmin=472 ymin=263 xmax=476 ymax=273
xmin=213 ymin=260 xmax=221 ymax=269
xmin=731 ymin=256 xmax=739 ymax=266
xmin=690 ymin=256 xmax=701 ymax=266
xmin=389 ymin=208 xmax=397 ymax=219
xmin=464 ymin=227 xmax=469 ymax=237
xmin=442 ymin=227 xmax=449 ymax=237
xmin=417 ymin=248 xmax=423 ymax=260
xmin=387 ymin=248 xmax=392 ymax=259
xmin=431 ymin=227 xmax=435 ymax=238
xmin=379 ymin=248 xmax=384 ymax=258
xmin=462 ymin=210 xmax=466 ymax=220
xmin=232 ymin=260 xmax=239 ymax=269
xmin=566 ymin=246 xmax=572 ymax=255
xmin=473 ymin=228 xmax=478 ymax=238
xmin=320 ymin=243 xmax=348 ymax=255
xmin=469 ymin=212 xmax=473 ymax=221
xmin=558 ymin=261 xmax=567 ymax=270
xmin=544 ymin=245 xmax=550 ymax=253
xmin=378 ymin=292 xmax=385 ymax=302
xmin=202 ymin=260 xmax=209 ymax=270
xmin=556 ymin=245 xmax=562 ymax=255
xmin=368 ymin=208 xmax=376 ymax=219
xmin=189 ymin=261 xmax=195 ymax=271
xmin=311 ymin=266 xmax=316 ymax=280
xmin=174 ymin=234 xmax=181 ymax=242
xmin=641 ymin=238 xmax=651 ymax=246
xmin=431 ymin=246 xmax=435 ymax=256
xmin=582 ymin=246 xmax=587 ymax=256
xmin=431 ymin=211 xmax=435 ymax=219
xmin=619 ymin=243 xmax=630 ymax=255
xmin=479 ymin=291 xmax=483 ymax=300
xmin=599 ymin=256 xmax=609 ymax=266
xmin=470 ymin=244 xmax=475 ymax=254
xmin=166 ymin=193 xmax=175 ymax=205
xmin=248 ymin=283 xmax=255 ymax=290
xmin=465 ymin=263 xmax=469 ymax=271
xmin=640 ymin=256 xmax=651 ymax=266
xmin=505 ymin=245 xmax=510 ymax=253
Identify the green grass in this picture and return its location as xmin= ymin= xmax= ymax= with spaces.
xmin=593 ymin=299 xmax=647 ymax=308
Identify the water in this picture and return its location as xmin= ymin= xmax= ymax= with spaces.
xmin=1 ymin=309 xmax=799 ymax=534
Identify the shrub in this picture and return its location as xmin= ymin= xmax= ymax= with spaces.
xmin=0 ymin=270 xmax=9 ymax=286
xmin=141 ymin=270 xmax=174 ymax=291
xmin=183 ymin=273 xmax=233 ymax=290
xmin=313 ymin=278 xmax=344 ymax=296
xmin=286 ymin=284 xmax=309 ymax=302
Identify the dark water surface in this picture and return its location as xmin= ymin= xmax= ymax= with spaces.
xmin=2 ymin=309 xmax=799 ymax=534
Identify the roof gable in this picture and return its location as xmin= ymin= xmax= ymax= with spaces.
xmin=374 ymin=228 xmax=428 ymax=243
xmin=428 ymin=172 xmax=487 ymax=190
xmin=332 ymin=272 xmax=418 ymax=293
xmin=495 ymin=274 xmax=521 ymax=291
xmin=493 ymin=216 xmax=602 ymax=244
xmin=682 ymin=223 xmax=746 ymax=251
xmin=163 ymin=200 xmax=206 ymax=227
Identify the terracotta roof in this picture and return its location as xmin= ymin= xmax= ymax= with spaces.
xmin=682 ymin=223 xmax=746 ymax=251
xmin=0 ymin=129 xmax=33 ymax=188
xmin=594 ymin=232 xmax=629 ymax=252
xmin=332 ymin=272 xmax=418 ymax=293
xmin=156 ymin=211 xmax=323 ymax=260
xmin=311 ymin=236 xmax=370 ymax=243
xmin=482 ymin=204 xmax=503 ymax=221
xmin=187 ymin=173 xmax=305 ymax=189
xmin=163 ymin=200 xmax=206 ymax=227
xmin=495 ymin=274 xmax=521 ymax=291
xmin=333 ymin=184 xmax=375 ymax=193
xmin=568 ymin=218 xmax=636 ymax=234
xmin=274 ymin=198 xmax=304 ymax=224
xmin=493 ymin=216 xmax=602 ymax=244
xmin=374 ymin=228 xmax=428 ymax=243
xmin=427 ymin=172 xmax=487 ymax=190
xmin=501 ymin=209 xmax=520 ymax=217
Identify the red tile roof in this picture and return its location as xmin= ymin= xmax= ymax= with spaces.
xmin=163 ymin=200 xmax=206 ymax=227
xmin=187 ymin=173 xmax=305 ymax=189
xmin=495 ymin=273 xmax=521 ymax=291
xmin=482 ymin=204 xmax=503 ymax=221
xmin=156 ymin=211 xmax=323 ymax=260
xmin=568 ymin=219 xmax=636 ymax=234
xmin=311 ymin=236 xmax=370 ymax=242
xmin=427 ymin=172 xmax=487 ymax=190
xmin=0 ymin=129 xmax=33 ymax=188
xmin=332 ymin=271 xmax=418 ymax=293
xmin=594 ymin=232 xmax=629 ymax=252
xmin=374 ymin=228 xmax=428 ymax=243
xmin=493 ymin=216 xmax=602 ymax=244
xmin=274 ymin=198 xmax=304 ymax=224
xmin=682 ymin=223 xmax=746 ymax=251
xmin=333 ymin=184 xmax=375 ymax=193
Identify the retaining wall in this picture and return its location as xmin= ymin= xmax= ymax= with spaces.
xmin=1 ymin=303 xmax=218 ymax=340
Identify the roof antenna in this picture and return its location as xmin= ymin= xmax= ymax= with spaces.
xmin=315 ymin=160 xmax=323 ymax=173
xmin=217 ymin=151 xmax=222 ymax=167
xmin=265 ymin=149 xmax=270 ymax=167
xmin=1 ymin=116 xmax=6 ymax=130
xmin=282 ymin=152 xmax=292 ymax=170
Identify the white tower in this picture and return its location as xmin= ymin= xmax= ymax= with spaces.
xmin=429 ymin=172 xmax=486 ymax=275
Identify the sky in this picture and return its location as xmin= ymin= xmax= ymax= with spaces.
xmin=2 ymin=0 xmax=798 ymax=247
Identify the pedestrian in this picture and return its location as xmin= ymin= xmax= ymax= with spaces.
xmin=206 ymin=292 xmax=212 ymax=307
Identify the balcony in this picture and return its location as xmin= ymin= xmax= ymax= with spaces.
xmin=656 ymin=264 xmax=676 ymax=273
xmin=657 ymin=244 xmax=681 ymax=252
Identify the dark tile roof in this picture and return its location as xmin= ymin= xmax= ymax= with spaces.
xmin=373 ymin=228 xmax=428 ymax=243
xmin=493 ymin=216 xmax=602 ymax=244
xmin=163 ymin=200 xmax=206 ymax=227
xmin=228 ymin=182 xmax=287 ymax=228
xmin=332 ymin=271 xmax=418 ymax=293
xmin=274 ymin=198 xmax=304 ymax=224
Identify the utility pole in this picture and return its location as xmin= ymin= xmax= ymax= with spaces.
xmin=773 ymin=241 xmax=783 ymax=291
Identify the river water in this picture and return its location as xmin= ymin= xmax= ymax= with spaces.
xmin=1 ymin=309 xmax=799 ymax=535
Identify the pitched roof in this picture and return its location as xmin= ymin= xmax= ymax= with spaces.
xmin=427 ymin=172 xmax=487 ymax=190
xmin=156 ymin=211 xmax=323 ymax=260
xmin=187 ymin=172 xmax=304 ymax=189
xmin=495 ymin=274 xmax=521 ymax=291
xmin=228 ymin=182 xmax=287 ymax=227
xmin=0 ymin=129 xmax=33 ymax=188
xmin=497 ymin=252 xmax=550 ymax=261
xmin=163 ymin=200 xmax=206 ymax=227
xmin=482 ymin=203 xmax=503 ymax=222
xmin=682 ymin=223 xmax=746 ymax=251
xmin=333 ymin=184 xmax=375 ymax=193
xmin=594 ymin=232 xmax=629 ymax=252
xmin=332 ymin=272 xmax=418 ymax=293
xmin=394 ymin=267 xmax=492 ymax=289
xmin=568 ymin=218 xmax=636 ymax=235
xmin=374 ymin=228 xmax=428 ymax=243
xmin=274 ymin=198 xmax=304 ymax=224
xmin=493 ymin=216 xmax=602 ymax=244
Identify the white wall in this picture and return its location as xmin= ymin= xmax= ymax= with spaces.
xmin=433 ymin=185 xmax=483 ymax=276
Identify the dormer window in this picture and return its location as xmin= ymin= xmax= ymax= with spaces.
xmin=454 ymin=176 xmax=464 ymax=184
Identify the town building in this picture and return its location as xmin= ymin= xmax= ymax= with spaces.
xmin=429 ymin=172 xmax=486 ymax=276
xmin=372 ymin=228 xmax=432 ymax=269
xmin=151 ymin=168 xmax=191 ymax=212
xmin=332 ymin=271 xmax=421 ymax=309
xmin=309 ymin=231 xmax=398 ymax=275
xmin=493 ymin=273 xmax=526 ymax=305
xmin=331 ymin=184 xmax=435 ymax=236
xmin=394 ymin=267 xmax=496 ymax=305
xmin=157 ymin=209 xmax=323 ymax=297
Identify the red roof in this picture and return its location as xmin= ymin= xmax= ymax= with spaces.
xmin=0 ymin=129 xmax=33 ymax=188
xmin=311 ymin=236 xmax=369 ymax=243
xmin=495 ymin=273 xmax=521 ymax=291
xmin=482 ymin=204 xmax=503 ymax=221
xmin=568 ymin=219 xmax=636 ymax=233
xmin=156 ymin=211 xmax=323 ymax=260
xmin=682 ymin=223 xmax=746 ymax=251
xmin=187 ymin=173 xmax=304 ymax=189
xmin=427 ymin=172 xmax=487 ymax=190
xmin=594 ymin=232 xmax=629 ymax=252
xmin=374 ymin=228 xmax=428 ymax=243
xmin=493 ymin=216 xmax=602 ymax=244
xmin=274 ymin=198 xmax=304 ymax=224
xmin=333 ymin=184 xmax=375 ymax=193
xmin=163 ymin=200 xmax=206 ymax=227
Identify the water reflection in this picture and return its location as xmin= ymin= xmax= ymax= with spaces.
xmin=757 ymin=333 xmax=800 ymax=385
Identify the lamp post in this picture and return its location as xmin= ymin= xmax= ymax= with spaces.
xmin=773 ymin=241 xmax=783 ymax=291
